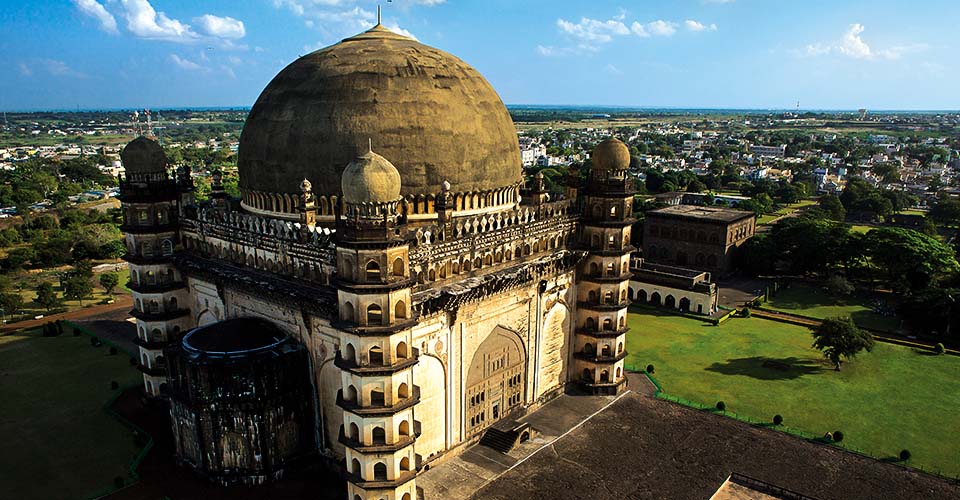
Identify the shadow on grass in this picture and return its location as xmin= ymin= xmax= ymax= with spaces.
xmin=704 ymin=356 xmax=825 ymax=380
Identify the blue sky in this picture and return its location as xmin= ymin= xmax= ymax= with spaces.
xmin=1 ymin=0 xmax=956 ymax=110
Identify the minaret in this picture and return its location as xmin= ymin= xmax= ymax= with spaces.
xmin=573 ymin=138 xmax=635 ymax=395
xmin=119 ymin=136 xmax=190 ymax=397
xmin=334 ymin=148 xmax=420 ymax=500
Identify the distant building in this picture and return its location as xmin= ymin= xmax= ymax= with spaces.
xmin=628 ymin=256 xmax=718 ymax=315
xmin=643 ymin=205 xmax=756 ymax=274
xmin=750 ymin=144 xmax=787 ymax=159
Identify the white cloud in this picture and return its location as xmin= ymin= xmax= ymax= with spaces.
xmin=646 ymin=20 xmax=677 ymax=37
xmin=192 ymin=14 xmax=246 ymax=39
xmin=536 ymin=45 xmax=576 ymax=57
xmin=557 ymin=17 xmax=630 ymax=44
xmin=703 ymin=0 xmax=734 ymax=3
xmin=72 ymin=0 xmax=118 ymax=34
xmin=604 ymin=63 xmax=623 ymax=75
xmin=798 ymin=24 xmax=927 ymax=61
xmin=685 ymin=20 xmax=717 ymax=32
xmin=169 ymin=54 xmax=205 ymax=71
xmin=274 ymin=0 xmax=432 ymax=42
xmin=19 ymin=59 xmax=88 ymax=78
xmin=120 ymin=0 xmax=199 ymax=42
xmin=839 ymin=23 xmax=872 ymax=58
xmin=384 ymin=23 xmax=417 ymax=40
xmin=630 ymin=22 xmax=649 ymax=38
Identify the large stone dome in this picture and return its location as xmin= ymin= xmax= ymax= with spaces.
xmin=121 ymin=136 xmax=166 ymax=174
xmin=238 ymin=24 xmax=522 ymax=205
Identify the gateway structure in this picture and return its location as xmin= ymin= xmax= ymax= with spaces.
xmin=122 ymin=23 xmax=635 ymax=500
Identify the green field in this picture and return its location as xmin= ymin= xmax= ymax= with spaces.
xmin=764 ymin=283 xmax=901 ymax=332
xmin=0 ymin=328 xmax=142 ymax=500
xmin=625 ymin=308 xmax=960 ymax=477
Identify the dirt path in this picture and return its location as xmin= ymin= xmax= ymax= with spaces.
xmin=0 ymin=295 xmax=133 ymax=335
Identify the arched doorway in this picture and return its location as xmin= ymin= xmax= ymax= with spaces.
xmin=638 ymin=289 xmax=647 ymax=303
xmin=679 ymin=297 xmax=691 ymax=312
xmin=465 ymin=326 xmax=525 ymax=437
xmin=665 ymin=295 xmax=676 ymax=309
xmin=650 ymin=292 xmax=661 ymax=306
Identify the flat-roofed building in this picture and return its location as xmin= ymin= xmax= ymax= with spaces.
xmin=643 ymin=205 xmax=756 ymax=274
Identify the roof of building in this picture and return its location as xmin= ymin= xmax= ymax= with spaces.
xmin=592 ymin=138 xmax=630 ymax=173
xmin=120 ymin=136 xmax=166 ymax=174
xmin=648 ymin=204 xmax=756 ymax=223
xmin=182 ymin=317 xmax=289 ymax=356
xmin=472 ymin=393 xmax=960 ymax=500
xmin=237 ymin=23 xmax=522 ymax=200
xmin=341 ymin=150 xmax=402 ymax=204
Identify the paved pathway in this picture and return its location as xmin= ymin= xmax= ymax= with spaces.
xmin=0 ymin=295 xmax=132 ymax=335
xmin=417 ymin=391 xmax=627 ymax=499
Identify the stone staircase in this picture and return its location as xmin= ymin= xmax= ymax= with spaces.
xmin=479 ymin=420 xmax=529 ymax=454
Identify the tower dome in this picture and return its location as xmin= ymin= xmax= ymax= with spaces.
xmin=238 ymin=24 xmax=522 ymax=213
xmin=121 ymin=136 xmax=167 ymax=174
xmin=591 ymin=138 xmax=630 ymax=173
xmin=341 ymin=150 xmax=402 ymax=204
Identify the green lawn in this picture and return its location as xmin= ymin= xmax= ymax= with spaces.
xmin=764 ymin=283 xmax=901 ymax=333
xmin=626 ymin=308 xmax=960 ymax=477
xmin=0 ymin=328 xmax=142 ymax=500
xmin=850 ymin=224 xmax=874 ymax=234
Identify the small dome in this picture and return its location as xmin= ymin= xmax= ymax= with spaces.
xmin=121 ymin=136 xmax=167 ymax=174
xmin=341 ymin=150 xmax=402 ymax=204
xmin=592 ymin=138 xmax=630 ymax=172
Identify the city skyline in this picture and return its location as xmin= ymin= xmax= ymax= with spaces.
xmin=2 ymin=0 xmax=958 ymax=111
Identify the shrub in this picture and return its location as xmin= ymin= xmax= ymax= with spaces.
xmin=109 ymin=346 xmax=118 ymax=355
xmin=110 ymin=380 xmax=119 ymax=390
xmin=899 ymin=449 xmax=911 ymax=461
xmin=716 ymin=401 xmax=726 ymax=411
xmin=741 ymin=307 xmax=751 ymax=318
xmin=934 ymin=343 xmax=945 ymax=355
xmin=752 ymin=298 xmax=762 ymax=307
xmin=832 ymin=430 xmax=844 ymax=442
xmin=773 ymin=414 xmax=783 ymax=425
xmin=646 ymin=364 xmax=655 ymax=374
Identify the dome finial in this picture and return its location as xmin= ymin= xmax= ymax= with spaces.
xmin=376 ymin=4 xmax=381 ymax=26
xmin=368 ymin=137 xmax=373 ymax=153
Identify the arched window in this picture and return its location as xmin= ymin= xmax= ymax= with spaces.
xmin=617 ymin=342 xmax=624 ymax=353
xmin=601 ymin=344 xmax=611 ymax=356
xmin=365 ymin=260 xmax=380 ymax=281
xmin=588 ymin=290 xmax=597 ymax=302
xmin=168 ymin=297 xmax=178 ymax=312
xmin=395 ymin=301 xmax=407 ymax=320
xmin=351 ymin=458 xmax=361 ymax=477
xmin=396 ymin=341 xmax=409 ymax=359
xmin=399 ymin=419 xmax=410 ymax=436
xmin=582 ymin=368 xmax=593 ymax=382
xmin=398 ymin=382 xmax=409 ymax=399
xmin=585 ymin=317 xmax=596 ymax=331
xmin=370 ymin=389 xmax=385 ymax=406
xmin=161 ymin=239 xmax=173 ymax=256
xmin=590 ymin=262 xmax=599 ymax=275
xmin=344 ymin=343 xmax=356 ymax=362
xmin=583 ymin=343 xmax=595 ymax=354
xmin=609 ymin=205 xmax=617 ymax=217
xmin=400 ymin=456 xmax=411 ymax=471
xmin=349 ymin=422 xmax=360 ymax=440
xmin=346 ymin=385 xmax=358 ymax=401
xmin=151 ymin=328 xmax=162 ymax=340
xmin=600 ymin=370 xmax=610 ymax=382
xmin=372 ymin=427 xmax=386 ymax=445
xmin=393 ymin=257 xmax=404 ymax=277
xmin=368 ymin=345 xmax=384 ymax=365
xmin=367 ymin=303 xmax=383 ymax=325
xmin=374 ymin=462 xmax=387 ymax=481
xmin=602 ymin=318 xmax=613 ymax=331
xmin=343 ymin=302 xmax=355 ymax=322
xmin=149 ymin=300 xmax=160 ymax=314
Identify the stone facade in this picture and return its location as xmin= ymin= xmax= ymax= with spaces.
xmin=643 ymin=205 xmax=756 ymax=275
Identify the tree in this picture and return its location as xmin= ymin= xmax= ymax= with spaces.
xmin=35 ymin=282 xmax=60 ymax=312
xmin=812 ymin=316 xmax=874 ymax=370
xmin=63 ymin=275 xmax=94 ymax=306
xmin=0 ymin=293 xmax=24 ymax=317
xmin=99 ymin=273 xmax=119 ymax=296
xmin=865 ymin=227 xmax=959 ymax=291
xmin=818 ymin=195 xmax=847 ymax=221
